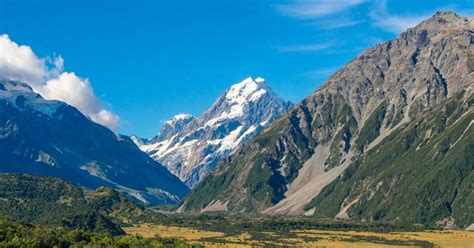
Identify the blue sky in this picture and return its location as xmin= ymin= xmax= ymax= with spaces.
xmin=1 ymin=0 xmax=472 ymax=137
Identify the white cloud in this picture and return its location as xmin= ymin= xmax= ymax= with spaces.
xmin=278 ymin=42 xmax=334 ymax=52
xmin=0 ymin=34 xmax=46 ymax=86
xmin=369 ymin=0 xmax=431 ymax=34
xmin=0 ymin=34 xmax=119 ymax=131
xmin=311 ymin=17 xmax=364 ymax=29
xmin=277 ymin=0 xmax=368 ymax=19
xmin=40 ymin=72 xmax=119 ymax=131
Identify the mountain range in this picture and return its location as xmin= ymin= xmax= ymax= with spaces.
xmin=0 ymin=10 xmax=472 ymax=231
xmin=132 ymin=77 xmax=291 ymax=188
xmin=0 ymin=80 xmax=188 ymax=205
xmin=177 ymin=12 xmax=473 ymax=229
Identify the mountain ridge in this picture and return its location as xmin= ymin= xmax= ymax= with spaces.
xmin=177 ymin=11 xmax=473 ymax=229
xmin=0 ymin=79 xmax=189 ymax=205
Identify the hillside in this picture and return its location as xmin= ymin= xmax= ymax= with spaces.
xmin=177 ymin=11 xmax=473 ymax=229
xmin=0 ymin=216 xmax=201 ymax=247
xmin=0 ymin=173 xmax=169 ymax=234
xmin=306 ymin=93 xmax=473 ymax=228
xmin=0 ymin=80 xmax=189 ymax=205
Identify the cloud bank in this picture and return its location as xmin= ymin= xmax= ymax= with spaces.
xmin=0 ymin=34 xmax=119 ymax=131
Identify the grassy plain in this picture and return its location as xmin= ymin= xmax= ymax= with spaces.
xmin=124 ymin=223 xmax=474 ymax=247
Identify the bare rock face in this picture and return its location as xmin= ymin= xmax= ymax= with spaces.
xmin=133 ymin=77 xmax=291 ymax=188
xmin=178 ymin=11 xmax=473 ymax=228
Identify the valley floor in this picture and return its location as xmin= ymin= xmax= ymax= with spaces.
xmin=124 ymin=224 xmax=474 ymax=247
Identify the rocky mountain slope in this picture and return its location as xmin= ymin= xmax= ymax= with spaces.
xmin=134 ymin=77 xmax=291 ymax=188
xmin=177 ymin=12 xmax=473 ymax=229
xmin=0 ymin=80 xmax=189 ymax=205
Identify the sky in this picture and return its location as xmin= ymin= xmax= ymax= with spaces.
xmin=0 ymin=0 xmax=472 ymax=137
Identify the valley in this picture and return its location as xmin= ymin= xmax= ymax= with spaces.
xmin=124 ymin=220 xmax=474 ymax=247
xmin=0 ymin=6 xmax=472 ymax=248
xmin=2 ymin=173 xmax=473 ymax=247
xmin=178 ymin=12 xmax=474 ymax=230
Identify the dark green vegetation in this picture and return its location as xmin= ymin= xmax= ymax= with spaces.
xmin=355 ymin=101 xmax=386 ymax=150
xmin=307 ymin=93 xmax=474 ymax=228
xmin=0 ymin=174 xmax=205 ymax=247
xmin=151 ymin=213 xmax=438 ymax=247
xmin=0 ymin=174 xmax=169 ymax=235
xmin=0 ymin=216 xmax=202 ymax=248
xmin=0 ymin=175 xmax=442 ymax=247
xmin=166 ymin=213 xmax=432 ymax=233
xmin=323 ymin=96 xmax=358 ymax=170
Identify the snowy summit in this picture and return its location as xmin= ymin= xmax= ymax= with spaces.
xmin=133 ymin=77 xmax=291 ymax=188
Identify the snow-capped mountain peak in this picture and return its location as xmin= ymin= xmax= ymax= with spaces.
xmin=133 ymin=76 xmax=291 ymax=188
xmin=202 ymin=77 xmax=279 ymax=127
xmin=225 ymin=77 xmax=267 ymax=103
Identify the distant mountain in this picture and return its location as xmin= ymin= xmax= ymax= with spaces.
xmin=0 ymin=80 xmax=189 ymax=205
xmin=177 ymin=12 xmax=473 ymax=229
xmin=133 ymin=77 xmax=291 ymax=188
